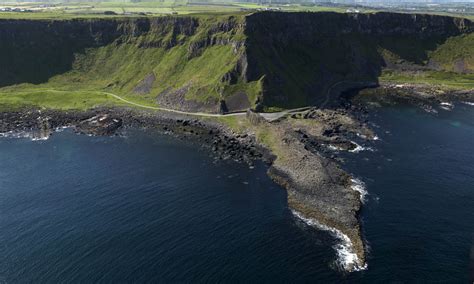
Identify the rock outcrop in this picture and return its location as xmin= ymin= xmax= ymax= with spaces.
xmin=244 ymin=12 xmax=474 ymax=108
xmin=1 ymin=12 xmax=472 ymax=112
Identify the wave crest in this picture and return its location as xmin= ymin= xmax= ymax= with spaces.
xmin=351 ymin=178 xmax=368 ymax=203
xmin=291 ymin=210 xmax=368 ymax=272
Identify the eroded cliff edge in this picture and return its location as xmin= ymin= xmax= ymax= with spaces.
xmin=1 ymin=11 xmax=473 ymax=271
xmin=244 ymin=12 xmax=474 ymax=109
xmin=1 ymin=12 xmax=473 ymax=112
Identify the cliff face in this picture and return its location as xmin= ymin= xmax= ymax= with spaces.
xmin=246 ymin=12 xmax=472 ymax=39
xmin=244 ymin=12 xmax=474 ymax=108
xmin=0 ymin=18 xmax=192 ymax=86
xmin=0 ymin=15 xmax=252 ymax=113
xmin=0 ymin=19 xmax=119 ymax=86
xmin=1 ymin=12 xmax=473 ymax=112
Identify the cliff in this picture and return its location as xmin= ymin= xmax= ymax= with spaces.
xmin=1 ymin=11 xmax=472 ymax=271
xmin=0 ymin=15 xmax=253 ymax=113
xmin=245 ymin=12 xmax=474 ymax=109
xmin=0 ymin=12 xmax=473 ymax=112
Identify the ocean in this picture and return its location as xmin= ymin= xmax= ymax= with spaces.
xmin=1 ymin=103 xmax=473 ymax=282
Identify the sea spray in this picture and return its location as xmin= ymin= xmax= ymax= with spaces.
xmin=0 ymin=126 xmax=72 ymax=141
xmin=291 ymin=210 xmax=368 ymax=272
xmin=351 ymin=178 xmax=368 ymax=203
xmin=439 ymin=102 xmax=454 ymax=111
xmin=356 ymin=133 xmax=379 ymax=141
xmin=349 ymin=142 xmax=374 ymax=153
xmin=0 ymin=131 xmax=48 ymax=141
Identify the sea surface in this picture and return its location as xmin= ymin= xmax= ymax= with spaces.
xmin=1 ymin=103 xmax=473 ymax=282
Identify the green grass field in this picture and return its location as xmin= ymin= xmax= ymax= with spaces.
xmin=0 ymin=12 xmax=258 ymax=111
xmin=2 ymin=0 xmax=473 ymax=20
xmin=380 ymin=70 xmax=474 ymax=89
xmin=0 ymin=85 xmax=157 ymax=111
xmin=0 ymin=7 xmax=472 ymax=112
xmin=0 ymin=89 xmax=112 ymax=111
xmin=0 ymin=1 xmax=364 ymax=20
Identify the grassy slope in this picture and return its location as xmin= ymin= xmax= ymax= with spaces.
xmin=379 ymin=33 xmax=474 ymax=89
xmin=0 ymin=12 xmax=473 ymax=112
xmin=244 ymin=11 xmax=474 ymax=110
xmin=63 ymin=43 xmax=238 ymax=102
xmin=0 ymin=89 xmax=118 ymax=111
xmin=0 ymin=14 xmax=264 ymax=111
xmin=429 ymin=33 xmax=474 ymax=71
xmin=379 ymin=70 xmax=474 ymax=89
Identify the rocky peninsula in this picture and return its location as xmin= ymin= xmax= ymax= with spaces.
xmin=0 ymin=104 xmax=377 ymax=271
xmin=1 ymin=10 xmax=473 ymax=272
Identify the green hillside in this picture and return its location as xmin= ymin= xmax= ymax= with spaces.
xmin=0 ymin=14 xmax=263 ymax=112
xmin=0 ymin=11 xmax=473 ymax=112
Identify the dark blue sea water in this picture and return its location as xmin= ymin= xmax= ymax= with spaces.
xmin=1 ymin=103 xmax=473 ymax=282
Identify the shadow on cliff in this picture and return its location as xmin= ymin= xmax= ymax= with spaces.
xmin=0 ymin=19 xmax=128 ymax=88
xmin=244 ymin=11 xmax=474 ymax=109
xmin=1 ymin=43 xmax=88 ymax=87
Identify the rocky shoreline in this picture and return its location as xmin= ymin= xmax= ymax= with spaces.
xmin=0 ymin=105 xmax=373 ymax=271
xmin=0 ymin=107 xmax=273 ymax=165
xmin=2 ymin=83 xmax=473 ymax=271
xmin=247 ymin=108 xmax=374 ymax=271
xmin=353 ymin=82 xmax=474 ymax=111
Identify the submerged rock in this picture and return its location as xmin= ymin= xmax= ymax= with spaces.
xmin=75 ymin=114 xmax=123 ymax=136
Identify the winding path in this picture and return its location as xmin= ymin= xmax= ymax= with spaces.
xmin=103 ymin=80 xmax=374 ymax=121
xmin=101 ymin=91 xmax=310 ymax=121
xmin=101 ymin=92 xmax=247 ymax=118
xmin=42 ymin=81 xmax=374 ymax=121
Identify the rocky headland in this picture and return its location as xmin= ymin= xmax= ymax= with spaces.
xmin=0 ymin=103 xmax=376 ymax=271
xmin=1 ymin=10 xmax=474 ymax=272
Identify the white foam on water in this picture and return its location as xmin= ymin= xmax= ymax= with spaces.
xmin=440 ymin=102 xmax=454 ymax=107
xmin=31 ymin=136 xmax=50 ymax=141
xmin=55 ymin=126 xmax=71 ymax=132
xmin=291 ymin=210 xmax=368 ymax=272
xmin=462 ymin=101 xmax=474 ymax=106
xmin=422 ymin=106 xmax=438 ymax=114
xmin=0 ymin=131 xmax=44 ymax=141
xmin=357 ymin=133 xmax=380 ymax=141
xmin=0 ymin=128 xmax=68 ymax=141
xmin=327 ymin=144 xmax=344 ymax=151
xmin=356 ymin=133 xmax=367 ymax=139
xmin=440 ymin=106 xmax=451 ymax=111
xmin=349 ymin=142 xmax=374 ymax=153
xmin=351 ymin=178 xmax=368 ymax=203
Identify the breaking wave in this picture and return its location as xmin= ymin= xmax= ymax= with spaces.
xmin=462 ymin=101 xmax=474 ymax=106
xmin=356 ymin=133 xmax=379 ymax=141
xmin=327 ymin=144 xmax=344 ymax=151
xmin=349 ymin=142 xmax=374 ymax=153
xmin=439 ymin=102 xmax=454 ymax=111
xmin=0 ymin=126 xmax=71 ymax=141
xmin=440 ymin=102 xmax=454 ymax=107
xmin=0 ymin=131 xmax=45 ymax=141
xmin=291 ymin=210 xmax=368 ymax=272
xmin=351 ymin=178 xmax=368 ymax=203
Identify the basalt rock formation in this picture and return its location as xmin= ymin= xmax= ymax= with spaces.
xmin=1 ymin=12 xmax=473 ymax=112
xmin=1 ymin=11 xmax=473 ymax=271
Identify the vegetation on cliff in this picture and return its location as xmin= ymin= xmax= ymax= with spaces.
xmin=0 ymin=14 xmax=261 ymax=112
xmin=0 ymin=11 xmax=473 ymax=112
xmin=1 ymin=11 xmax=473 ymax=272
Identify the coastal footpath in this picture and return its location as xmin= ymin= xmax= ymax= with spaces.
xmin=1 ymin=11 xmax=474 ymax=271
xmin=1 ymin=11 xmax=473 ymax=112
